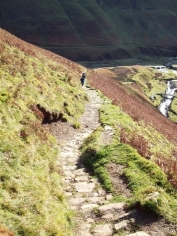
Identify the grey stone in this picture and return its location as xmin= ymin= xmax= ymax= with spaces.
xmin=90 ymin=178 xmax=99 ymax=183
xmin=88 ymin=197 xmax=105 ymax=204
xmin=63 ymin=170 xmax=75 ymax=178
xmin=114 ymin=220 xmax=129 ymax=230
xmin=104 ymin=125 xmax=113 ymax=130
xmin=101 ymin=213 xmax=114 ymax=220
xmin=75 ymin=176 xmax=89 ymax=182
xmin=81 ymin=203 xmax=98 ymax=211
xmin=127 ymin=232 xmax=151 ymax=236
xmin=68 ymin=197 xmax=86 ymax=205
xmin=92 ymin=224 xmax=113 ymax=236
xmin=65 ymin=192 xmax=72 ymax=197
xmin=63 ymin=165 xmax=77 ymax=171
xmin=78 ymin=222 xmax=92 ymax=236
xmin=97 ymin=189 xmax=106 ymax=196
xmin=87 ymin=218 xmax=95 ymax=223
xmin=73 ymin=169 xmax=87 ymax=176
xmin=74 ymin=182 xmax=95 ymax=192
xmin=99 ymin=202 xmax=125 ymax=214
xmin=92 ymin=192 xmax=99 ymax=197
xmin=106 ymin=194 xmax=113 ymax=201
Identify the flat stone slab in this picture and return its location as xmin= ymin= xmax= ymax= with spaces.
xmin=75 ymin=176 xmax=89 ymax=182
xmin=74 ymin=182 xmax=95 ymax=192
xmin=105 ymin=194 xmax=113 ymax=201
xmin=78 ymin=222 xmax=92 ymax=236
xmin=98 ymin=202 xmax=125 ymax=214
xmin=63 ymin=170 xmax=75 ymax=178
xmin=63 ymin=165 xmax=77 ymax=171
xmin=92 ymin=224 xmax=113 ymax=236
xmin=60 ymin=151 xmax=77 ymax=158
xmin=81 ymin=203 xmax=98 ymax=212
xmin=114 ymin=220 xmax=129 ymax=230
xmin=88 ymin=197 xmax=105 ymax=204
xmin=127 ymin=232 xmax=151 ymax=236
xmin=68 ymin=197 xmax=86 ymax=205
xmin=101 ymin=213 xmax=114 ymax=220
xmin=73 ymin=169 xmax=87 ymax=176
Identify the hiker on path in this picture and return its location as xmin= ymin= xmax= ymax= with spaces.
xmin=80 ymin=72 xmax=86 ymax=86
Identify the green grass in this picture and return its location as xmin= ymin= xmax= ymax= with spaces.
xmin=81 ymin=98 xmax=177 ymax=223
xmin=0 ymin=29 xmax=87 ymax=235
xmin=110 ymin=65 xmax=177 ymax=121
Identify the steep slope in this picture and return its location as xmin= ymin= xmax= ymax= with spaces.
xmin=1 ymin=0 xmax=177 ymax=61
xmin=0 ymin=28 xmax=87 ymax=235
xmin=88 ymin=69 xmax=177 ymax=145
xmin=1 ymin=28 xmax=177 ymax=235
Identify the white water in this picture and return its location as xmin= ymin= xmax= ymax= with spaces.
xmin=158 ymin=80 xmax=177 ymax=117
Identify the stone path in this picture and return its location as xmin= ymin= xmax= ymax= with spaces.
xmin=49 ymin=85 xmax=151 ymax=236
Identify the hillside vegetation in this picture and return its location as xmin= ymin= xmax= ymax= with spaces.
xmin=96 ymin=65 xmax=177 ymax=123
xmin=82 ymin=70 xmax=177 ymax=226
xmin=1 ymin=0 xmax=177 ymax=61
xmin=0 ymin=28 xmax=87 ymax=235
xmin=1 ymin=28 xmax=177 ymax=235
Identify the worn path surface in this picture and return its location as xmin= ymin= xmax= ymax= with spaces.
xmin=48 ymin=85 xmax=168 ymax=236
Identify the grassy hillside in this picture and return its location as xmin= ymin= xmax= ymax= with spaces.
xmin=0 ymin=28 xmax=87 ymax=235
xmin=94 ymin=65 xmax=177 ymax=123
xmin=82 ymin=70 xmax=177 ymax=225
xmin=1 ymin=0 xmax=177 ymax=61
xmin=1 ymin=27 xmax=177 ymax=235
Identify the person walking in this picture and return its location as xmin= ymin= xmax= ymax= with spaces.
xmin=80 ymin=72 xmax=86 ymax=86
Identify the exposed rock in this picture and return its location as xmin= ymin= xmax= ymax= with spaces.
xmin=78 ymin=222 xmax=92 ymax=236
xmin=73 ymin=168 xmax=88 ymax=176
xmin=74 ymin=176 xmax=89 ymax=182
xmin=88 ymin=197 xmax=105 ymax=204
xmin=127 ymin=232 xmax=151 ymax=236
xmin=74 ymin=182 xmax=95 ymax=193
xmin=114 ymin=220 xmax=129 ymax=231
xmin=49 ymin=85 xmax=176 ymax=236
xmin=98 ymin=202 xmax=125 ymax=215
xmin=105 ymin=194 xmax=113 ymax=201
xmin=68 ymin=197 xmax=86 ymax=205
xmin=92 ymin=224 xmax=113 ymax=236
xmin=104 ymin=125 xmax=113 ymax=130
xmin=81 ymin=203 xmax=98 ymax=211
xmin=101 ymin=213 xmax=114 ymax=220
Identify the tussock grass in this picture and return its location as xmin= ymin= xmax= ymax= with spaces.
xmin=0 ymin=29 xmax=87 ymax=235
xmin=81 ymin=97 xmax=177 ymax=223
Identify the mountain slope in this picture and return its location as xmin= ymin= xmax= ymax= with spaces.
xmin=1 ymin=28 xmax=177 ymax=235
xmin=0 ymin=28 xmax=87 ymax=235
xmin=1 ymin=0 xmax=177 ymax=61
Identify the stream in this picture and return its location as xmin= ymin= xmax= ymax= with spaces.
xmin=158 ymin=79 xmax=177 ymax=117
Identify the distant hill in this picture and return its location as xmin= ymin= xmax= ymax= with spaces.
xmin=1 ymin=0 xmax=177 ymax=61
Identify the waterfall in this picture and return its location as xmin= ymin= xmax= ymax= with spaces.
xmin=158 ymin=80 xmax=177 ymax=117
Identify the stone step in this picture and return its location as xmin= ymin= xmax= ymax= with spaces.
xmin=68 ymin=197 xmax=86 ymax=206
xmin=53 ymin=87 xmax=155 ymax=236
xmin=63 ymin=165 xmax=78 ymax=171
xmin=98 ymin=202 xmax=125 ymax=215
xmin=87 ymin=196 xmax=105 ymax=204
xmin=91 ymin=224 xmax=113 ymax=236
xmin=127 ymin=232 xmax=151 ymax=236
xmin=73 ymin=182 xmax=96 ymax=193
xmin=74 ymin=176 xmax=89 ymax=182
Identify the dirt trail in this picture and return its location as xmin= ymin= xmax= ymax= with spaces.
xmin=48 ymin=85 xmax=174 ymax=236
